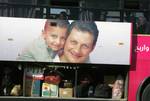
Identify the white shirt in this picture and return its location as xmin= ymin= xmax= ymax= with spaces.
xmin=53 ymin=54 xmax=61 ymax=62
xmin=53 ymin=54 xmax=91 ymax=63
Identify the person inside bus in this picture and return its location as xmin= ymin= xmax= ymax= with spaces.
xmin=136 ymin=16 xmax=147 ymax=34
xmin=53 ymin=20 xmax=99 ymax=63
xmin=17 ymin=19 xmax=69 ymax=62
xmin=57 ymin=11 xmax=68 ymax=20
xmin=136 ymin=16 xmax=150 ymax=34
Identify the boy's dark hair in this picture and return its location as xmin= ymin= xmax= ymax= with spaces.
xmin=46 ymin=19 xmax=69 ymax=28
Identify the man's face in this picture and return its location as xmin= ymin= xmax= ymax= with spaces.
xmin=62 ymin=28 xmax=94 ymax=63
xmin=43 ymin=26 xmax=67 ymax=51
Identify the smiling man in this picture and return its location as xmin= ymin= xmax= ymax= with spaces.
xmin=54 ymin=20 xmax=99 ymax=63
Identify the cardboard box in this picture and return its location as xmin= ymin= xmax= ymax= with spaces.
xmin=59 ymin=88 xmax=73 ymax=98
xmin=42 ymin=83 xmax=59 ymax=97
xmin=31 ymin=79 xmax=41 ymax=97
xmin=25 ymin=76 xmax=32 ymax=96
xmin=50 ymin=84 xmax=59 ymax=97
xmin=42 ymin=83 xmax=51 ymax=97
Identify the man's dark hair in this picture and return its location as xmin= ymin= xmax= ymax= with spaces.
xmin=67 ymin=20 xmax=99 ymax=46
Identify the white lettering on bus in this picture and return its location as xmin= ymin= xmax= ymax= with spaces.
xmin=135 ymin=44 xmax=150 ymax=52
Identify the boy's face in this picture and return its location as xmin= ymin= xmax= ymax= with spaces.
xmin=62 ymin=28 xmax=94 ymax=63
xmin=43 ymin=25 xmax=67 ymax=51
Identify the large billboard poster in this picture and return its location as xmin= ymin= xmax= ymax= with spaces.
xmin=0 ymin=17 xmax=131 ymax=65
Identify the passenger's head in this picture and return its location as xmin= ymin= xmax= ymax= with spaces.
xmin=58 ymin=11 xmax=68 ymax=20
xmin=42 ymin=19 xmax=69 ymax=51
xmin=79 ymin=10 xmax=94 ymax=21
xmin=137 ymin=16 xmax=146 ymax=26
xmin=60 ymin=20 xmax=99 ymax=63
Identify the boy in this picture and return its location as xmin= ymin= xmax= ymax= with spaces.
xmin=17 ymin=19 xmax=69 ymax=62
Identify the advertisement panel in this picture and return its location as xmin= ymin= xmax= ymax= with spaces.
xmin=0 ymin=17 xmax=131 ymax=65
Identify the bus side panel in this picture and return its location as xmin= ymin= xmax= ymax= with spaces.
xmin=128 ymin=35 xmax=150 ymax=101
